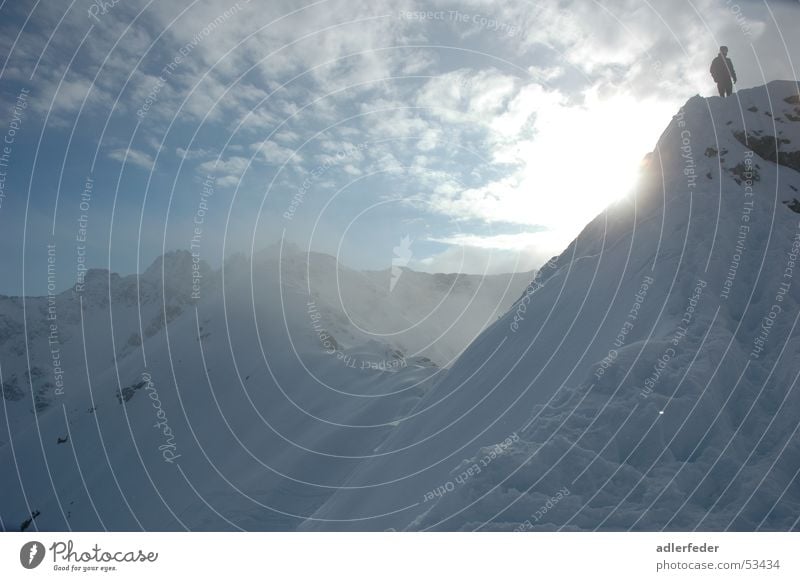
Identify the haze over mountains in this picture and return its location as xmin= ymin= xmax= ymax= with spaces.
xmin=0 ymin=244 xmax=531 ymax=531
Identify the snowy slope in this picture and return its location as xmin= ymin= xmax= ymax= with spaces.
xmin=0 ymin=247 xmax=528 ymax=531
xmin=301 ymin=81 xmax=800 ymax=531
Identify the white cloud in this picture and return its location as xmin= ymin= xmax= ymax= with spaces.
xmin=108 ymin=148 xmax=156 ymax=171
xmin=198 ymin=155 xmax=250 ymax=186
xmin=176 ymin=146 xmax=215 ymax=160
xmin=243 ymin=139 xmax=302 ymax=165
xmin=415 ymin=243 xmax=542 ymax=275
xmin=416 ymin=229 xmax=572 ymax=274
xmin=216 ymin=175 xmax=241 ymax=188
xmin=198 ymin=156 xmax=249 ymax=174
xmin=415 ymin=69 xmax=518 ymax=126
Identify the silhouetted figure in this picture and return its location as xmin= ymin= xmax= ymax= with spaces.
xmin=710 ymin=46 xmax=737 ymax=97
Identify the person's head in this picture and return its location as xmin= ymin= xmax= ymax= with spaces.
xmin=720 ymin=46 xmax=729 ymax=56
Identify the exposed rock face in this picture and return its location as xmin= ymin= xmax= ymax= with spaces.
xmin=734 ymin=131 xmax=800 ymax=174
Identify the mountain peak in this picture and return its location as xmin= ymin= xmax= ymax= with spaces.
xmin=143 ymin=249 xmax=202 ymax=279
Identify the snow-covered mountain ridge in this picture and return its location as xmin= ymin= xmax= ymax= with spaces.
xmin=3 ymin=80 xmax=800 ymax=532
xmin=301 ymin=80 xmax=800 ymax=531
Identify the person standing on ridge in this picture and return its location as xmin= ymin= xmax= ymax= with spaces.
xmin=710 ymin=46 xmax=737 ymax=97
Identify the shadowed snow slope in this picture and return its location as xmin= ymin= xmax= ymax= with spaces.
xmin=301 ymin=81 xmax=800 ymax=531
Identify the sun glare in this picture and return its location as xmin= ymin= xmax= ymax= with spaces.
xmin=501 ymin=91 xmax=675 ymax=254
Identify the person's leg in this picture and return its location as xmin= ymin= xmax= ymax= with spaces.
xmin=717 ymin=82 xmax=725 ymax=97
xmin=724 ymin=79 xmax=733 ymax=97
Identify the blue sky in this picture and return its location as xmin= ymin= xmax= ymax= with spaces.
xmin=0 ymin=0 xmax=799 ymax=295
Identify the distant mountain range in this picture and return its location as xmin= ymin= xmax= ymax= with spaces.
xmin=0 ymin=243 xmax=531 ymax=531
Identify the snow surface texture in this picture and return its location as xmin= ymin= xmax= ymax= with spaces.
xmin=3 ymin=81 xmax=800 ymax=532
xmin=0 ymin=244 xmax=529 ymax=531
xmin=302 ymin=81 xmax=800 ymax=531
